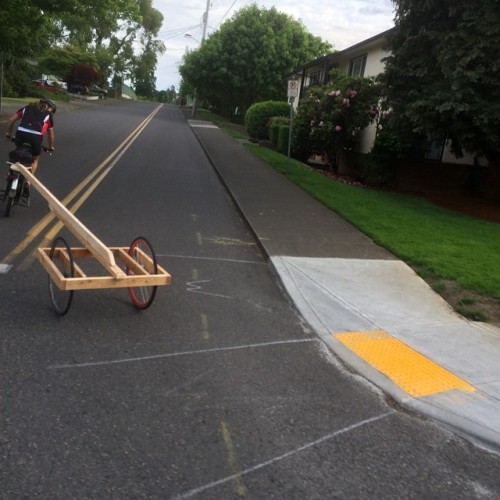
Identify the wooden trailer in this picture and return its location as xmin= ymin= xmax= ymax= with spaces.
xmin=13 ymin=163 xmax=171 ymax=315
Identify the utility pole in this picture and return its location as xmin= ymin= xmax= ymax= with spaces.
xmin=202 ymin=0 xmax=210 ymax=42
xmin=192 ymin=0 xmax=210 ymax=117
xmin=0 ymin=52 xmax=3 ymax=115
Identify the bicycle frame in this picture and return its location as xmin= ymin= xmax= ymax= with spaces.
xmin=2 ymin=143 xmax=34 ymax=216
xmin=3 ymin=165 xmax=31 ymax=216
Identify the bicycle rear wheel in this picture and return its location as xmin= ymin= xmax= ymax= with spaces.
xmin=1 ymin=177 xmax=11 ymax=202
xmin=127 ymin=236 xmax=158 ymax=309
xmin=4 ymin=179 xmax=14 ymax=217
xmin=4 ymin=195 xmax=14 ymax=217
xmin=48 ymin=237 xmax=74 ymax=316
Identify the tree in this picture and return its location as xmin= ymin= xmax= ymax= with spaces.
xmin=131 ymin=0 xmax=165 ymax=99
xmin=0 ymin=1 xmax=66 ymax=58
xmin=57 ymin=0 xmax=164 ymax=91
xmin=1 ymin=1 xmax=164 ymax=97
xmin=68 ymin=63 xmax=101 ymax=85
xmin=0 ymin=1 xmax=69 ymax=95
xmin=384 ymin=0 xmax=500 ymax=162
xmin=38 ymin=46 xmax=99 ymax=81
xmin=292 ymin=70 xmax=381 ymax=169
xmin=156 ymin=86 xmax=176 ymax=103
xmin=179 ymin=5 xmax=331 ymax=117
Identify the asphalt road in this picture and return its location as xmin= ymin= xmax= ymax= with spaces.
xmin=1 ymin=101 xmax=499 ymax=499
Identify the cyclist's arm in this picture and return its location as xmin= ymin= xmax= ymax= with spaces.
xmin=5 ymin=112 xmax=20 ymax=138
xmin=47 ymin=128 xmax=55 ymax=150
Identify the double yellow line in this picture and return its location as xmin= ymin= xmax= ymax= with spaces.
xmin=1 ymin=104 xmax=163 ymax=272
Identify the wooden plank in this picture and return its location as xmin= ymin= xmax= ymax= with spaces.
xmin=16 ymin=163 xmax=124 ymax=279
xmin=115 ymin=248 xmax=149 ymax=275
xmin=54 ymin=274 xmax=170 ymax=291
xmin=113 ymin=247 xmax=171 ymax=283
xmin=48 ymin=247 xmax=164 ymax=277
xmin=36 ymin=248 xmax=70 ymax=291
xmin=72 ymin=259 xmax=87 ymax=279
xmin=37 ymin=248 xmax=171 ymax=291
xmin=68 ymin=248 xmax=95 ymax=259
xmin=51 ymin=246 xmax=87 ymax=279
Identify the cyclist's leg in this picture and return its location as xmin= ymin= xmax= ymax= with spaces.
xmin=15 ymin=132 xmax=42 ymax=175
xmin=29 ymin=136 xmax=42 ymax=175
xmin=13 ymin=132 xmax=24 ymax=149
xmin=30 ymin=154 xmax=40 ymax=175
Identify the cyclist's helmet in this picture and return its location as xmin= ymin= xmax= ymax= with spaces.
xmin=40 ymin=98 xmax=57 ymax=114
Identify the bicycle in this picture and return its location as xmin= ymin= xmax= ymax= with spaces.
xmin=2 ymin=139 xmax=52 ymax=217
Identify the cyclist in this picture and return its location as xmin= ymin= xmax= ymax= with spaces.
xmin=5 ymin=98 xmax=56 ymax=176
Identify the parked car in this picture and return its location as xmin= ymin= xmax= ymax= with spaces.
xmin=42 ymin=75 xmax=67 ymax=90
xmin=89 ymin=84 xmax=108 ymax=97
xmin=67 ymin=82 xmax=89 ymax=95
xmin=30 ymin=79 xmax=65 ymax=94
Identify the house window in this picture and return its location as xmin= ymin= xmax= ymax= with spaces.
xmin=423 ymin=138 xmax=445 ymax=160
xmin=301 ymin=70 xmax=321 ymax=98
xmin=348 ymin=55 xmax=367 ymax=77
xmin=307 ymin=70 xmax=320 ymax=87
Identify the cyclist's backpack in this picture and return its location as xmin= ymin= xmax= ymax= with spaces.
xmin=9 ymin=147 xmax=33 ymax=166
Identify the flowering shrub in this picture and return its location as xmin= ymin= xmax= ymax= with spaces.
xmin=292 ymin=69 xmax=382 ymax=169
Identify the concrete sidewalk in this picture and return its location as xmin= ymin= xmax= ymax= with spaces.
xmin=186 ymin=116 xmax=500 ymax=455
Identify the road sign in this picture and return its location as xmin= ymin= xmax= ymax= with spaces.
xmin=287 ymin=79 xmax=298 ymax=97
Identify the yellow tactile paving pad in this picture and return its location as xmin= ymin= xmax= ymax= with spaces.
xmin=334 ymin=330 xmax=475 ymax=397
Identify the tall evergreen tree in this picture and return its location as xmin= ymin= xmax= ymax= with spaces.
xmin=384 ymin=0 xmax=500 ymax=161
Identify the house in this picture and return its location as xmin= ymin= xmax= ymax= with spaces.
xmin=290 ymin=28 xmax=395 ymax=155
xmin=289 ymin=27 xmax=486 ymax=167
xmin=295 ymin=28 xmax=394 ymax=95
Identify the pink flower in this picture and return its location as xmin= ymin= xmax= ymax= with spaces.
xmin=348 ymin=90 xmax=357 ymax=98
xmin=335 ymin=125 xmax=342 ymax=132
xmin=342 ymin=98 xmax=350 ymax=106
xmin=328 ymin=90 xmax=341 ymax=97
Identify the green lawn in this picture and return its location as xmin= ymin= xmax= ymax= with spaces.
xmin=247 ymin=144 xmax=500 ymax=301
xmin=194 ymin=108 xmax=500 ymax=307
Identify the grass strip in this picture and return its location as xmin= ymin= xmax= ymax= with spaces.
xmin=246 ymin=144 xmax=500 ymax=300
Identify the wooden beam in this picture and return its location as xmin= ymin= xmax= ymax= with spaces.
xmin=15 ymin=163 xmax=124 ymax=278
xmin=37 ymin=248 xmax=171 ymax=290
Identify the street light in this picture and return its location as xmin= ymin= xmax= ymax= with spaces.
xmin=184 ymin=33 xmax=200 ymax=44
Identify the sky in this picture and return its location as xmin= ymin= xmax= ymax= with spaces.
xmin=152 ymin=0 xmax=396 ymax=91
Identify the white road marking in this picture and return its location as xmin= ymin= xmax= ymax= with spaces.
xmin=172 ymin=412 xmax=393 ymax=499
xmin=48 ymin=339 xmax=317 ymax=370
xmin=186 ymin=279 xmax=233 ymax=299
xmin=158 ymin=254 xmax=265 ymax=265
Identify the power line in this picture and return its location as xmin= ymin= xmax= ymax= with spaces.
xmin=214 ymin=0 xmax=239 ymax=28
xmin=157 ymin=24 xmax=201 ymax=41
xmin=158 ymin=24 xmax=200 ymax=35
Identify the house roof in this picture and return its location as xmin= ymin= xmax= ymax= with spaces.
xmin=289 ymin=26 xmax=396 ymax=76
